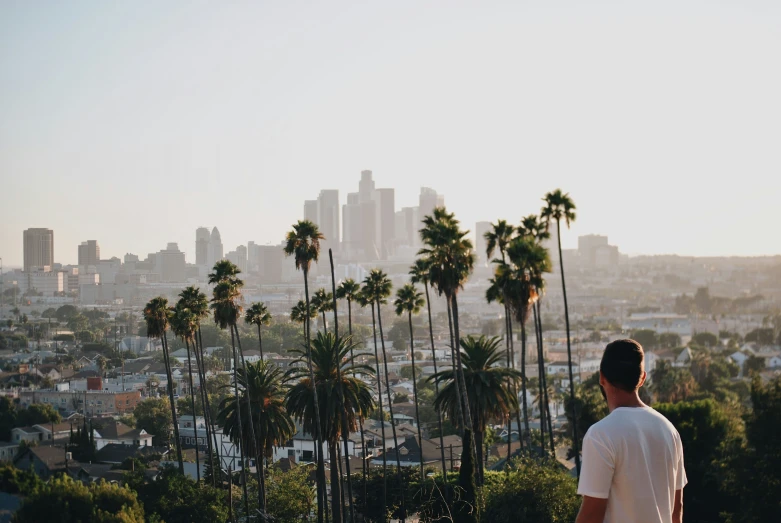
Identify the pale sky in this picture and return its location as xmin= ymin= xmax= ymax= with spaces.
xmin=1 ymin=1 xmax=780 ymax=267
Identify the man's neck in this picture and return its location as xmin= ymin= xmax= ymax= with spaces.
xmin=608 ymin=391 xmax=647 ymax=412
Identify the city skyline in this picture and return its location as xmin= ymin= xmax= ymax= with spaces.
xmin=2 ymin=1 xmax=780 ymax=266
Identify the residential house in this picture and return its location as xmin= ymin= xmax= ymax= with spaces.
xmin=13 ymin=445 xmax=77 ymax=479
xmin=93 ymin=421 xmax=153 ymax=450
xmin=376 ymin=433 xmax=463 ymax=471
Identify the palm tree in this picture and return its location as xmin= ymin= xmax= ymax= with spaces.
xmin=409 ymin=258 xmax=448 ymax=476
xmin=311 ymin=289 xmax=334 ymax=333
xmin=430 ymin=335 xmax=521 ymax=485
xmin=485 ymin=220 xmax=519 ymax=462
xmin=218 ymin=360 xmax=295 ymax=511
xmin=541 ymin=189 xmax=579 ymax=475
xmin=365 ymin=269 xmax=409 ymax=521
xmin=518 ymin=215 xmax=555 ymax=453
xmin=394 ymin=283 xmax=427 ymax=482
xmin=245 ymin=302 xmax=271 ymax=362
xmin=291 ymin=300 xmax=316 ymax=326
xmin=143 ymin=297 xmax=183 ymax=474
xmin=419 ymin=207 xmax=476 ymax=460
xmin=335 ymin=279 xmax=361 ymax=337
xmin=178 ymin=286 xmax=219 ymax=486
xmin=335 ymin=277 xmax=368 ymax=514
xmin=287 ymin=332 xmax=375 ymax=523
xmin=210 ymin=278 xmax=251 ymax=516
xmin=170 ymin=304 xmax=201 ymax=482
xmin=505 ymin=236 xmax=551 ymax=454
xmin=283 ymin=219 xmax=328 ymax=523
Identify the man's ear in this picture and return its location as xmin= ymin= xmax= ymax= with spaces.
xmin=599 ymin=370 xmax=607 ymax=388
xmin=638 ymin=371 xmax=647 ymax=388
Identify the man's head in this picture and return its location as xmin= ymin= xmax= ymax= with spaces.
xmin=599 ymin=339 xmax=647 ymax=394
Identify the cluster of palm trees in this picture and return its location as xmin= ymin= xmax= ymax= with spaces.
xmin=137 ymin=187 xmax=578 ymax=522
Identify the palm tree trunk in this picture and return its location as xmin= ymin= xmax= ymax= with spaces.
xmin=423 ymin=282 xmax=447 ymax=477
xmin=557 ymin=218 xmax=580 ymax=476
xmin=450 ymin=295 xmax=477 ymax=474
xmin=184 ymin=338 xmax=201 ymax=482
xmin=503 ymin=302 xmax=513 ymax=467
xmin=233 ymin=324 xmax=265 ymax=512
xmin=520 ymin=320 xmax=531 ymax=452
xmin=257 ymin=324 xmax=264 ymax=362
xmin=474 ymin=426 xmax=484 ymax=486
xmin=198 ymin=327 xmax=222 ymax=485
xmin=322 ymin=311 xmax=327 ymax=333
xmin=369 ymin=303 xmax=388 ymax=518
xmin=408 ymin=312 xmax=425 ymax=483
xmin=304 ymin=268 xmax=327 ymax=523
xmin=535 ymin=301 xmax=555 ymax=453
xmin=376 ymin=300 xmax=406 ymax=523
xmin=229 ymin=327 xmax=250 ymax=519
xmin=329 ymin=249 xmax=353 ymax=523
xmin=347 ymin=298 xmax=369 ymax=520
xmin=445 ymin=301 xmax=465 ymax=429
xmin=329 ymin=440 xmax=343 ymax=523
xmin=161 ymin=332 xmax=184 ymax=474
xmin=192 ymin=330 xmax=215 ymax=486
xmin=508 ymin=316 xmax=524 ymax=457
xmin=535 ymin=323 xmax=546 ymax=457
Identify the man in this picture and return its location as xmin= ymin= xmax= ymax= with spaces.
xmin=576 ymin=339 xmax=686 ymax=523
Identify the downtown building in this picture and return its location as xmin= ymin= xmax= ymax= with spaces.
xmin=340 ymin=170 xmax=396 ymax=261
xmin=23 ymin=228 xmax=54 ymax=271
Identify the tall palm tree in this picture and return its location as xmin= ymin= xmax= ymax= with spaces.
xmin=311 ymin=289 xmax=334 ymax=333
xmin=364 ymin=270 xmax=407 ymax=521
xmin=210 ymin=278 xmax=251 ymax=516
xmin=409 ymin=258 xmax=448 ymax=476
xmin=287 ymin=332 xmax=375 ymax=523
xmin=419 ymin=207 xmax=476 ymax=462
xmin=519 ymin=215 xmax=555 ymax=453
xmin=335 ymin=279 xmax=360 ymax=338
xmin=291 ymin=300 xmax=317 ymax=326
xmin=485 ymin=220 xmax=519 ymax=462
xmin=170 ymin=304 xmax=201 ymax=482
xmin=430 ymin=335 xmax=521 ymax=485
xmin=245 ymin=302 xmax=271 ymax=362
xmin=506 ymin=236 xmax=551 ymax=454
xmin=178 ymin=286 xmax=219 ymax=486
xmin=218 ymin=360 xmax=295 ymax=511
xmin=335 ymin=277 xmax=368 ymax=515
xmin=394 ymin=283 xmax=426 ymax=482
xmin=541 ymin=189 xmax=579 ymax=475
xmin=283 ymin=219 xmax=328 ymax=523
xmin=143 ymin=297 xmax=183 ymax=474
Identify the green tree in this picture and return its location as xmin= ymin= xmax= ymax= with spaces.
xmin=265 ymin=466 xmax=316 ymax=523
xmin=431 ymin=335 xmax=521 ymax=485
xmin=630 ymin=329 xmax=658 ymax=349
xmin=286 ymin=332 xmax=375 ymax=523
xmin=541 ymin=188 xmax=579 ymax=475
xmin=14 ymin=476 xmax=144 ymax=523
xmin=17 ymin=402 xmax=61 ymax=426
xmin=311 ymin=288 xmax=334 ymax=333
xmin=481 ymin=458 xmax=579 ymax=523
xmin=55 ymin=304 xmax=79 ymax=322
xmin=143 ymin=297 xmax=183 ymax=473
xmin=691 ymin=331 xmax=719 ymax=348
xmin=133 ymin=397 xmax=173 ymax=446
xmin=745 ymin=354 xmax=765 ymax=375
xmin=659 ymin=332 xmax=682 ymax=348
xmin=655 ymin=399 xmax=740 ymax=522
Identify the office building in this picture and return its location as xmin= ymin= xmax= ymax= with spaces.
xmin=195 ymin=227 xmax=210 ymax=266
xmin=208 ymin=227 xmax=223 ymax=267
xmin=578 ymin=234 xmax=619 ymax=267
xmin=155 ymin=243 xmax=186 ymax=282
xmin=23 ymin=228 xmax=54 ymax=271
xmin=418 ymin=187 xmax=445 ymax=221
xmin=78 ymin=240 xmax=100 ymax=267
xmin=226 ymin=245 xmax=247 ymax=273
xmin=339 ymin=170 xmax=399 ymax=261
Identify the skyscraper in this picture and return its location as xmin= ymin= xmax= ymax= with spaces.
xmin=304 ymin=200 xmax=318 ymax=223
xmin=418 ymin=187 xmax=445 ymax=220
xmin=156 ymin=243 xmax=186 ymax=282
xmin=78 ymin=240 xmax=100 ymax=267
xmin=23 ymin=228 xmax=54 ymax=271
xmin=208 ymin=227 xmax=223 ymax=267
xmin=302 ymin=191 xmax=340 ymax=254
xmin=195 ymin=227 xmax=210 ymax=266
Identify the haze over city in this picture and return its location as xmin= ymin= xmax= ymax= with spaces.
xmin=2 ymin=0 xmax=781 ymax=266
xmin=2 ymin=3 xmax=781 ymax=523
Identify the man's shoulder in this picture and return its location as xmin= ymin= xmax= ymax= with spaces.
xmin=588 ymin=407 xmax=677 ymax=438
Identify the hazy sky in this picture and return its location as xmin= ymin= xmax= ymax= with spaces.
xmin=1 ymin=1 xmax=779 ymax=267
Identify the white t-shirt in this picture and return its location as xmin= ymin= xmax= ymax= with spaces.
xmin=577 ymin=406 xmax=687 ymax=523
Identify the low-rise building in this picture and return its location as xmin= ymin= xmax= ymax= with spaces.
xmin=19 ymin=389 xmax=142 ymax=416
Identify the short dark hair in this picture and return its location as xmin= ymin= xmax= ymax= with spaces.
xmin=601 ymin=339 xmax=644 ymax=392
